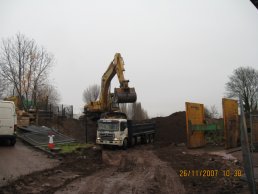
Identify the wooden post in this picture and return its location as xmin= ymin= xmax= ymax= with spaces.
xmin=85 ymin=114 xmax=88 ymax=143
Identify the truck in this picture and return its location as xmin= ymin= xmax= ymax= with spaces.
xmin=84 ymin=53 xmax=155 ymax=147
xmin=96 ymin=112 xmax=155 ymax=149
xmin=0 ymin=101 xmax=17 ymax=146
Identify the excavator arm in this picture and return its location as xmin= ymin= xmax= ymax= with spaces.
xmin=84 ymin=53 xmax=137 ymax=117
xmin=112 ymin=53 xmax=136 ymax=104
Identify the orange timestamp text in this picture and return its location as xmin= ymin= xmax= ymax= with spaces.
xmin=179 ymin=169 xmax=242 ymax=177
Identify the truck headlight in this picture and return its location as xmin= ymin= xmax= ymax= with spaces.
xmin=97 ymin=137 xmax=100 ymax=140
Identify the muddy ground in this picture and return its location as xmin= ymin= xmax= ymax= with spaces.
xmin=56 ymin=145 xmax=185 ymax=194
xmin=0 ymin=143 xmax=251 ymax=194
xmin=154 ymin=143 xmax=249 ymax=194
xmin=0 ymin=111 xmax=253 ymax=193
xmin=0 ymin=139 xmax=59 ymax=187
xmin=0 ymin=146 xmax=103 ymax=194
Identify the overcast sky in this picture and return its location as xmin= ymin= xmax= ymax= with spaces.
xmin=0 ymin=0 xmax=258 ymax=117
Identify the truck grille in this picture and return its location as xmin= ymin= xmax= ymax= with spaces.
xmin=99 ymin=133 xmax=114 ymax=141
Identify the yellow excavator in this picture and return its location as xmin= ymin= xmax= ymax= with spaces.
xmin=84 ymin=53 xmax=137 ymax=119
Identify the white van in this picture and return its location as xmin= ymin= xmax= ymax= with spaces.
xmin=0 ymin=101 xmax=17 ymax=146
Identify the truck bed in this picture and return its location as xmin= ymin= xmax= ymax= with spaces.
xmin=127 ymin=120 xmax=156 ymax=137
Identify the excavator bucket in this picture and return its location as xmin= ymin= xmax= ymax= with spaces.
xmin=114 ymin=88 xmax=137 ymax=103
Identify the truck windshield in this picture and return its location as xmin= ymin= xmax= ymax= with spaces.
xmin=98 ymin=121 xmax=119 ymax=131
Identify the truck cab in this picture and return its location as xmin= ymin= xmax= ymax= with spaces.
xmin=96 ymin=118 xmax=128 ymax=148
xmin=96 ymin=112 xmax=156 ymax=149
xmin=0 ymin=101 xmax=17 ymax=146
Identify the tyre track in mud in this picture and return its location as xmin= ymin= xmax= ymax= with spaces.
xmin=56 ymin=146 xmax=185 ymax=194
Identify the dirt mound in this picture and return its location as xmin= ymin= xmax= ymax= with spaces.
xmin=153 ymin=111 xmax=186 ymax=144
xmin=56 ymin=147 xmax=186 ymax=194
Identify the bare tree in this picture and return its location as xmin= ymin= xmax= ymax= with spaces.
xmin=132 ymin=102 xmax=149 ymax=120
xmin=126 ymin=103 xmax=134 ymax=119
xmin=205 ymin=105 xmax=219 ymax=119
xmin=119 ymin=102 xmax=148 ymax=120
xmin=37 ymin=83 xmax=60 ymax=108
xmin=119 ymin=103 xmax=133 ymax=119
xmin=83 ymin=84 xmax=100 ymax=104
xmin=131 ymin=102 xmax=141 ymax=120
xmin=0 ymin=33 xmax=54 ymax=111
xmin=0 ymin=75 xmax=5 ymax=99
xmin=226 ymin=67 xmax=258 ymax=113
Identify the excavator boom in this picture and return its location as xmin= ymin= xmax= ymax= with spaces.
xmin=85 ymin=53 xmax=137 ymax=117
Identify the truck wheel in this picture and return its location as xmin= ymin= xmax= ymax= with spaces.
xmin=149 ymin=134 xmax=154 ymax=143
xmin=145 ymin=135 xmax=150 ymax=144
xmin=10 ymin=138 xmax=16 ymax=146
xmin=131 ymin=137 xmax=136 ymax=146
xmin=123 ymin=138 xmax=128 ymax=150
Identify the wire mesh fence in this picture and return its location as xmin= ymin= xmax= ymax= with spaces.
xmin=36 ymin=104 xmax=73 ymax=119
xmin=51 ymin=104 xmax=73 ymax=119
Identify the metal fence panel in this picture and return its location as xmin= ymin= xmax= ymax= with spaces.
xmin=240 ymin=99 xmax=256 ymax=194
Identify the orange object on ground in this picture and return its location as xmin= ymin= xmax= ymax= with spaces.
xmin=48 ymin=134 xmax=55 ymax=149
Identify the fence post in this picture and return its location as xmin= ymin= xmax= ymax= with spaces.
xmin=251 ymin=115 xmax=253 ymax=150
xmin=85 ymin=115 xmax=88 ymax=143
xmin=50 ymin=104 xmax=52 ymax=119
xmin=61 ymin=104 xmax=64 ymax=117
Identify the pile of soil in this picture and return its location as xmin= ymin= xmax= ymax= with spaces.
xmin=153 ymin=111 xmax=187 ymax=144
xmin=56 ymin=146 xmax=186 ymax=194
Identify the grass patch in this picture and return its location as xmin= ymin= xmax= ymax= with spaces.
xmin=43 ymin=143 xmax=93 ymax=154
xmin=58 ymin=143 xmax=93 ymax=154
